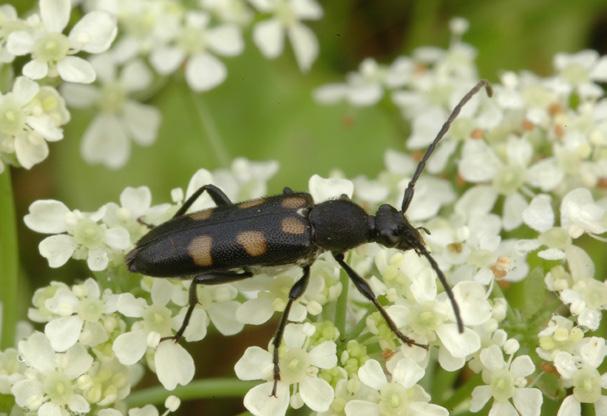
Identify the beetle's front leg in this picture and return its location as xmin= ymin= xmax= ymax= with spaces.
xmin=174 ymin=184 xmax=233 ymax=218
xmin=333 ymin=253 xmax=427 ymax=350
xmin=271 ymin=265 xmax=311 ymax=397
xmin=162 ymin=270 xmax=252 ymax=343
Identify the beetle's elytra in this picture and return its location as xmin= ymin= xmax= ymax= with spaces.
xmin=126 ymin=80 xmax=492 ymax=396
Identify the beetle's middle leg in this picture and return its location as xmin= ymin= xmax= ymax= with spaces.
xmin=163 ymin=270 xmax=253 ymax=342
xmin=174 ymin=184 xmax=233 ymax=218
xmin=271 ymin=265 xmax=311 ymax=397
xmin=333 ymin=253 xmax=427 ymax=350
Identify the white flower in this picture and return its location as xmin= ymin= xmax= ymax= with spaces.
xmin=110 ymin=280 xmax=196 ymax=390
xmin=150 ymin=11 xmax=243 ymax=91
xmin=11 ymin=332 xmax=93 ymax=415
xmin=235 ymin=323 xmax=337 ymax=414
xmin=517 ymin=194 xmax=572 ymax=260
xmin=470 ymin=345 xmax=542 ymax=416
xmin=0 ymin=5 xmax=25 ymax=63
xmin=344 ymin=358 xmax=448 ymax=416
xmin=250 ymin=0 xmax=323 ymax=71
xmin=559 ymin=246 xmax=607 ymax=330
xmin=7 ymin=0 xmax=117 ymax=83
xmin=537 ymin=315 xmax=585 ymax=362
xmin=560 ymin=188 xmax=607 ymax=239
xmin=199 ymin=0 xmax=253 ymax=26
xmin=314 ymin=58 xmax=412 ymax=106
xmin=40 ymin=278 xmax=112 ymax=352
xmin=0 ymin=348 xmax=24 ymax=394
xmin=24 ymin=199 xmax=130 ymax=271
xmin=554 ymin=337 xmax=607 ymax=416
xmin=0 ymin=76 xmax=69 ymax=169
xmin=553 ymin=50 xmax=607 ymax=99
xmin=61 ymin=54 xmax=161 ymax=168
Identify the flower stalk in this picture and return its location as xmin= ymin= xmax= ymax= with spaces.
xmin=0 ymin=169 xmax=18 ymax=349
xmin=126 ymin=378 xmax=257 ymax=407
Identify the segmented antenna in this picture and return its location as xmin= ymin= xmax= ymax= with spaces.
xmin=418 ymin=245 xmax=464 ymax=333
xmin=401 ymin=80 xmax=492 ymax=212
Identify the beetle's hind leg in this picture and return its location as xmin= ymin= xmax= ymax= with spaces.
xmin=333 ymin=253 xmax=427 ymax=350
xmin=270 ymin=266 xmax=311 ymax=397
xmin=161 ymin=270 xmax=252 ymax=343
xmin=173 ymin=184 xmax=233 ymax=218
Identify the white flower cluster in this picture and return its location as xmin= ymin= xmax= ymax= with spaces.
xmin=1 ymin=0 xmax=323 ymax=170
xmin=2 ymin=277 xmax=182 ymax=416
xmin=5 ymin=15 xmax=607 ymax=416
xmin=0 ymin=0 xmax=117 ymax=171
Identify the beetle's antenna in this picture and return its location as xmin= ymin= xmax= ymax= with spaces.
xmin=401 ymin=80 xmax=492 ymax=212
xmin=417 ymin=245 xmax=464 ymax=333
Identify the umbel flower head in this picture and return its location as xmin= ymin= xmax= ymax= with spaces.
xmin=7 ymin=0 xmax=117 ymax=83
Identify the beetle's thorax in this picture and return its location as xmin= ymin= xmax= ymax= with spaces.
xmin=308 ymin=199 xmax=372 ymax=252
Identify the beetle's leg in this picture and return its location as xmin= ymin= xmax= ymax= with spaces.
xmin=162 ymin=270 xmax=252 ymax=342
xmin=137 ymin=217 xmax=155 ymax=229
xmin=174 ymin=184 xmax=232 ymax=218
xmin=333 ymin=253 xmax=427 ymax=350
xmin=271 ymin=265 xmax=311 ymax=397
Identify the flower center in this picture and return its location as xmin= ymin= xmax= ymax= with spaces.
xmin=143 ymin=304 xmax=173 ymax=335
xmin=279 ymin=348 xmax=309 ymax=384
xmin=100 ymin=83 xmax=126 ymax=113
xmin=275 ymin=0 xmax=296 ymax=26
xmin=178 ymin=27 xmax=207 ymax=54
xmin=490 ymin=369 xmax=515 ymax=401
xmin=72 ymin=218 xmax=105 ymax=248
xmin=78 ymin=298 xmax=104 ymax=322
xmin=572 ymin=367 xmax=602 ymax=403
xmin=44 ymin=371 xmax=74 ymax=404
xmin=33 ymin=32 xmax=70 ymax=62
xmin=379 ymin=382 xmax=409 ymax=415
xmin=561 ymin=64 xmax=590 ymax=85
xmin=492 ymin=166 xmax=525 ymax=195
xmin=0 ymin=99 xmax=25 ymax=135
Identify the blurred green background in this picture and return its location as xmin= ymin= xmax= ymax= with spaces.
xmin=8 ymin=0 xmax=607 ymax=414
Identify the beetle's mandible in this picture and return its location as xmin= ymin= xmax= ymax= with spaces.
xmin=126 ymin=80 xmax=492 ymax=396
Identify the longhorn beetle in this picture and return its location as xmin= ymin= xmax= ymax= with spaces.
xmin=126 ymin=80 xmax=492 ymax=396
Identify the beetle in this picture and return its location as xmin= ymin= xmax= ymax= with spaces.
xmin=126 ymin=80 xmax=492 ymax=396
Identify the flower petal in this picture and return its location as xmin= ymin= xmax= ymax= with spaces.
xmin=358 ymin=359 xmax=387 ymax=390
xmin=308 ymin=341 xmax=337 ymax=369
xmin=40 ymin=0 xmax=70 ymax=32
xmin=57 ymin=56 xmax=96 ymax=84
xmin=288 ymin=23 xmax=318 ymax=71
xmin=15 ymin=132 xmax=49 ymax=169
xmin=123 ymin=101 xmax=161 ymax=146
xmin=185 ymin=53 xmax=226 ymax=91
xmin=470 ymin=385 xmax=492 ymax=412
xmin=308 ymin=174 xmax=353 ymax=203
xmin=299 ymin=376 xmax=333 ymax=412
xmin=44 ymin=316 xmax=83 ymax=352
xmin=81 ymin=114 xmax=130 ymax=169
xmin=39 ymin=234 xmax=76 ymax=268
xmin=513 ymin=387 xmax=542 ymax=416
xmin=208 ymin=24 xmax=244 ymax=56
xmin=253 ymin=19 xmax=284 ymax=58
xmin=557 ymin=395 xmax=580 ymax=416
xmin=69 ymin=11 xmax=117 ymax=53
xmin=24 ymin=200 xmax=69 ymax=233
xmin=113 ymin=330 xmax=147 ymax=365
xmin=436 ymin=324 xmax=480 ymax=358
xmin=234 ymin=346 xmax=273 ymax=380
xmin=154 ymin=341 xmax=195 ymax=390
xmin=207 ymin=301 xmax=244 ymax=335
xmin=344 ymin=400 xmax=380 ymax=416
xmin=6 ymin=30 xmax=34 ymax=55
xmin=19 ymin=332 xmax=55 ymax=373
xmin=243 ymin=382 xmax=289 ymax=416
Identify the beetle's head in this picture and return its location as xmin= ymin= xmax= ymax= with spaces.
xmin=373 ymin=204 xmax=426 ymax=252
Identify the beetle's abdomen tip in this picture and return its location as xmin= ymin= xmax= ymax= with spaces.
xmin=125 ymin=247 xmax=139 ymax=272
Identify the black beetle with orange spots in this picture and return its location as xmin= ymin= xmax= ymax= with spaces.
xmin=126 ymin=80 xmax=492 ymax=396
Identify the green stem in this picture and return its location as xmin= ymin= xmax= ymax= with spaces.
xmin=126 ymin=378 xmax=257 ymax=408
xmin=189 ymin=90 xmax=230 ymax=167
xmin=334 ymin=268 xmax=349 ymax=343
xmin=0 ymin=169 xmax=18 ymax=349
